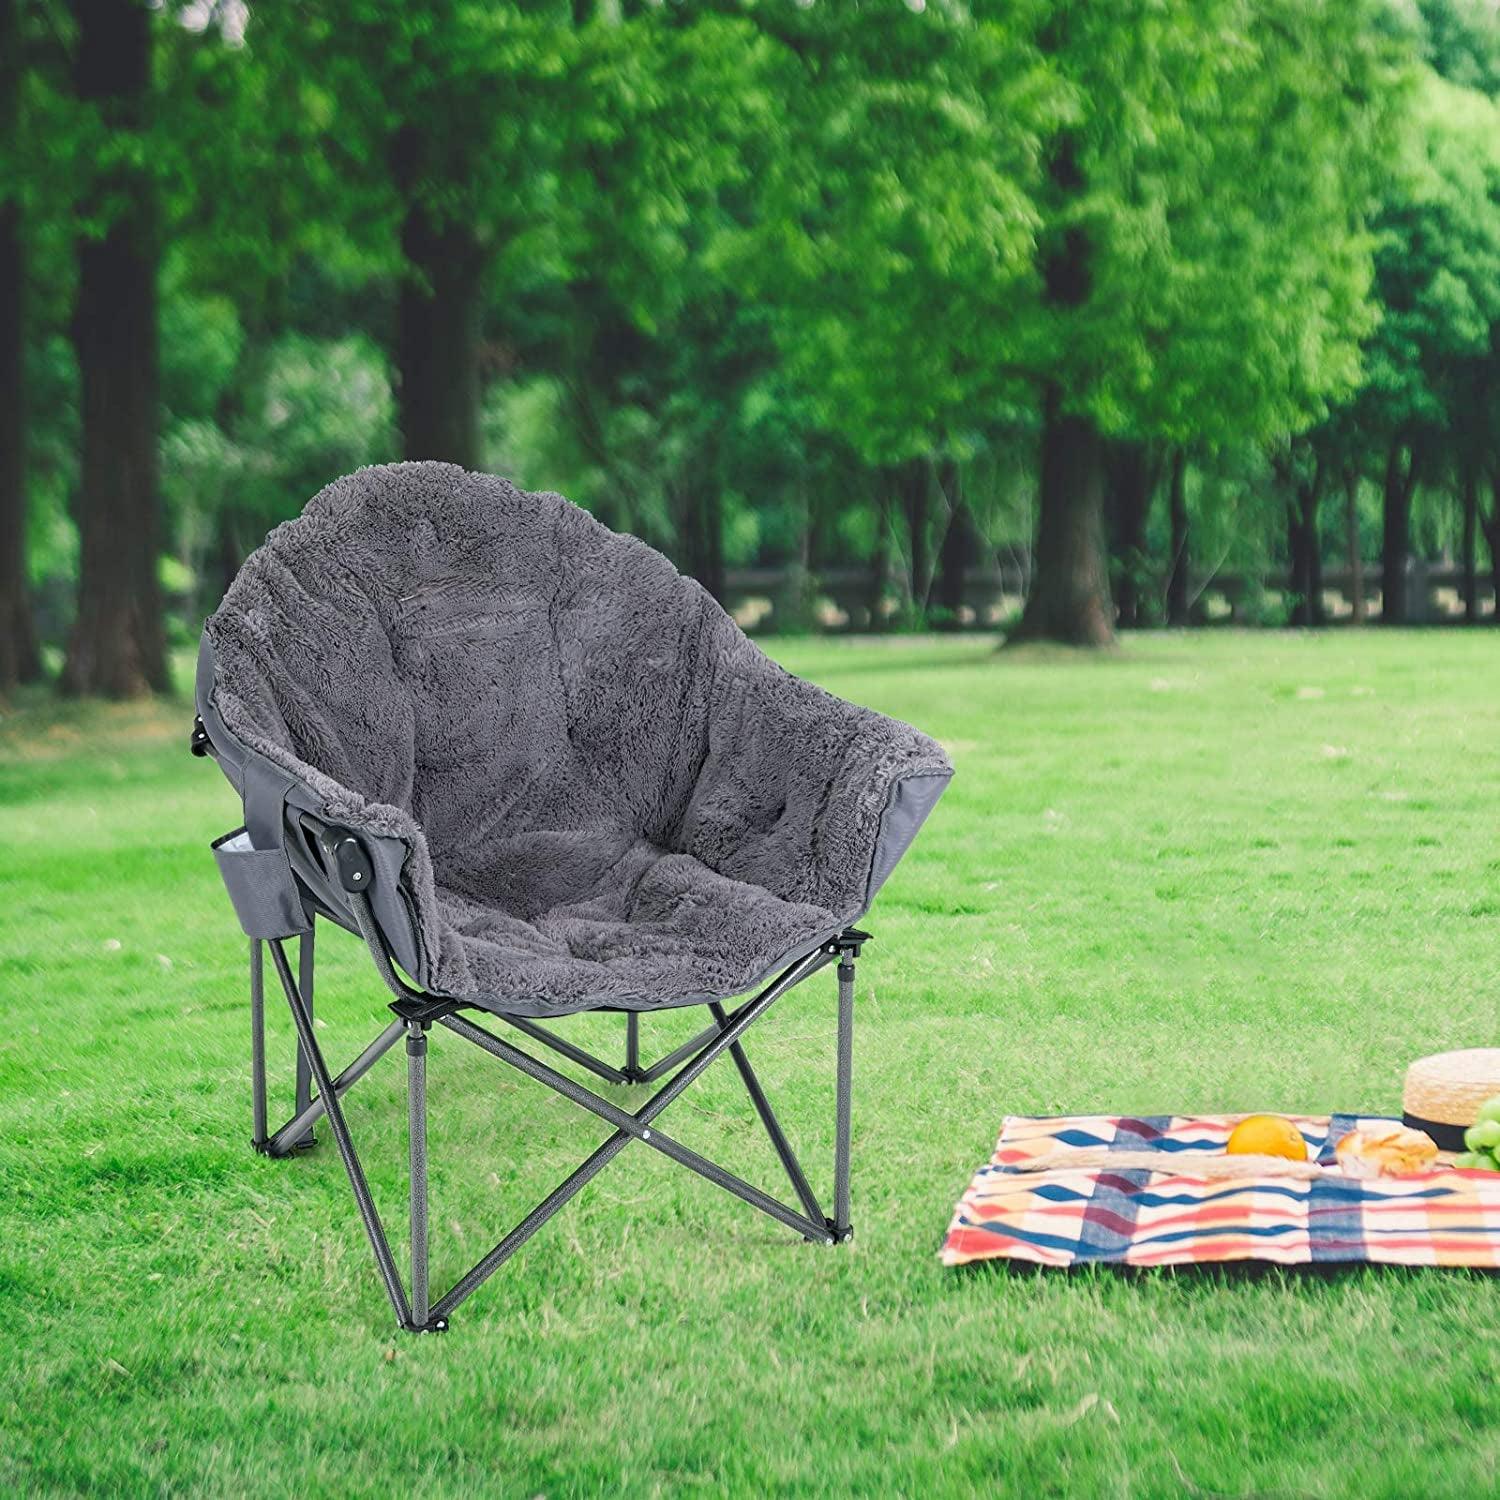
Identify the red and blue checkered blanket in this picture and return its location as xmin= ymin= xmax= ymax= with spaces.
xmin=942 ymin=1114 xmax=1500 ymax=1270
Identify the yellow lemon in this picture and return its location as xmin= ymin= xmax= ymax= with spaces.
xmin=1226 ymin=1114 xmax=1308 ymax=1161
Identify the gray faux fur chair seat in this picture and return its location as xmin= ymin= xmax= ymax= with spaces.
xmin=200 ymin=462 xmax=951 ymax=1017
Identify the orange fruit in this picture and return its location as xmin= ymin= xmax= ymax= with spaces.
xmin=1225 ymin=1115 xmax=1308 ymax=1161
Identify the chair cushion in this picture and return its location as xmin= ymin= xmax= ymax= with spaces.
xmin=434 ymin=843 xmax=842 ymax=1013
xmin=202 ymin=463 xmax=950 ymax=1015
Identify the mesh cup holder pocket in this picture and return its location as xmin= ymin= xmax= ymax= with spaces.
xmin=212 ymin=827 xmax=311 ymax=940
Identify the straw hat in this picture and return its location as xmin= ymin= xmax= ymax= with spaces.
xmin=1403 ymin=1049 xmax=1500 ymax=1151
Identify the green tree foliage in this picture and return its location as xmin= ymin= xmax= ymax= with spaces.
xmin=0 ymin=0 xmax=39 ymax=690
xmin=735 ymin=0 xmax=1396 ymax=643
xmin=1007 ymin=0 xmax=1395 ymax=643
xmin=1416 ymin=0 xmax=1500 ymax=92
xmin=1339 ymin=69 xmax=1500 ymax=621
xmin=740 ymin=4 xmax=1045 ymax=469
xmin=231 ymin=3 xmax=570 ymax=469
xmin=10 ymin=0 xmax=1500 ymax=696
xmin=544 ymin=10 xmax=797 ymax=596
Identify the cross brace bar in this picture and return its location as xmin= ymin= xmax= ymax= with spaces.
xmin=256 ymin=919 xmax=863 ymax=1331
xmin=263 ymin=1020 xmax=405 ymax=1158
xmin=267 ymin=939 xmax=413 ymax=1327
xmin=442 ymin=1011 xmax=833 ymax=1244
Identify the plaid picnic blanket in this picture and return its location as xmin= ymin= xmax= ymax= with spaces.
xmin=942 ymin=1114 xmax=1500 ymax=1270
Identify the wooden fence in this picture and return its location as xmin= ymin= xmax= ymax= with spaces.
xmin=722 ymin=560 xmax=1499 ymax=632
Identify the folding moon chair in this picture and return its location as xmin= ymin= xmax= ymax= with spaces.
xmin=194 ymin=462 xmax=951 ymax=1332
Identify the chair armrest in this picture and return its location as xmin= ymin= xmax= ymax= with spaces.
xmin=196 ymin=629 xmax=439 ymax=985
xmin=678 ymin=634 xmax=951 ymax=920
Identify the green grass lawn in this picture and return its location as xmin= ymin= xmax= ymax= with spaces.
xmin=4 ymin=630 xmax=1500 ymax=1498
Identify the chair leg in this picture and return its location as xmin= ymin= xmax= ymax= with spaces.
xmin=443 ymin=1010 xmax=837 ymax=1245
xmin=498 ymin=1013 xmax=631 ymax=1085
xmin=249 ymin=939 xmax=268 ymax=1151
xmin=247 ymin=913 xmax=862 ymax=1330
xmin=406 ymin=1022 xmax=430 ymax=1328
xmin=833 ymin=947 xmax=856 ymax=1242
xmin=425 ymin=946 xmax=835 ymax=1325
xmin=290 ymin=923 xmax=316 ymax=1148
xmin=254 ymin=923 xmax=321 ymax=1155
xmin=266 ymin=939 xmax=414 ymax=1329
xmin=708 ymin=1001 xmax=824 ymax=1228
xmin=625 ymin=1011 xmax=640 ymax=1082
xmin=634 ymin=1019 xmax=724 ymax=1084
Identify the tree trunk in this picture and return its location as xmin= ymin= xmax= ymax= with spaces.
xmin=1286 ymin=497 xmax=1309 ymax=626
xmin=1484 ymin=474 xmax=1500 ymax=626
xmin=901 ymin=457 xmax=932 ymax=617
xmin=0 ymin=0 xmax=39 ymax=691
xmin=1285 ymin=459 xmax=1325 ymax=628
xmin=673 ymin=480 xmax=725 ymax=602
xmin=211 ymin=511 xmax=249 ymax=622
xmin=1344 ymin=469 xmax=1365 ymax=625
xmin=1311 ymin=495 xmax=1324 ymax=624
xmin=1013 ymin=115 xmax=1112 ymax=646
xmin=934 ymin=459 xmax=978 ymax=630
xmin=866 ymin=481 xmax=892 ymax=631
xmin=1380 ymin=441 xmax=1418 ymax=626
xmin=1461 ymin=464 xmax=1479 ymax=623
xmin=1010 ymin=386 xmax=1113 ymax=646
xmin=1166 ymin=449 xmax=1190 ymax=627
xmin=1106 ymin=439 xmax=1153 ymax=629
xmin=61 ymin=0 xmax=167 ymax=698
xmin=773 ymin=476 xmax=815 ymax=632
xmin=396 ymin=199 xmax=484 ymax=467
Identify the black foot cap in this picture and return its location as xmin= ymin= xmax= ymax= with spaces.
xmin=400 ymin=1317 xmax=449 ymax=1335
xmin=825 ymin=1217 xmax=854 ymax=1245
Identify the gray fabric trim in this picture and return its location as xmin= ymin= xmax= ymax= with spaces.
xmin=236 ymin=754 xmax=307 ymax=937
xmin=242 ymin=756 xmax=295 ymax=852
xmin=863 ymin=771 xmax=953 ymax=907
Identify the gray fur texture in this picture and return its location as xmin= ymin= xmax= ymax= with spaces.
xmin=205 ymin=463 xmax=950 ymax=1014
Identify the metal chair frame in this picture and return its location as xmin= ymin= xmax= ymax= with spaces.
xmin=248 ymin=896 xmax=866 ymax=1333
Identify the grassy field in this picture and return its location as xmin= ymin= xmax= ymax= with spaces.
xmin=3 ymin=630 xmax=1499 ymax=1498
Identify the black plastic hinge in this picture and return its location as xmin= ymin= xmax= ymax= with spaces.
xmin=825 ymin=928 xmax=871 ymax=959
xmin=388 ymin=994 xmax=464 ymax=1026
xmin=189 ymin=715 xmax=211 ymax=757
xmin=322 ymin=826 xmax=374 ymax=893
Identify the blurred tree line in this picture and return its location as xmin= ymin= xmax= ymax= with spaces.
xmin=1 ymin=0 xmax=1499 ymax=696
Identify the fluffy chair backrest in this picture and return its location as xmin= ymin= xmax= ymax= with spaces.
xmin=201 ymin=463 xmax=950 ymax=1007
